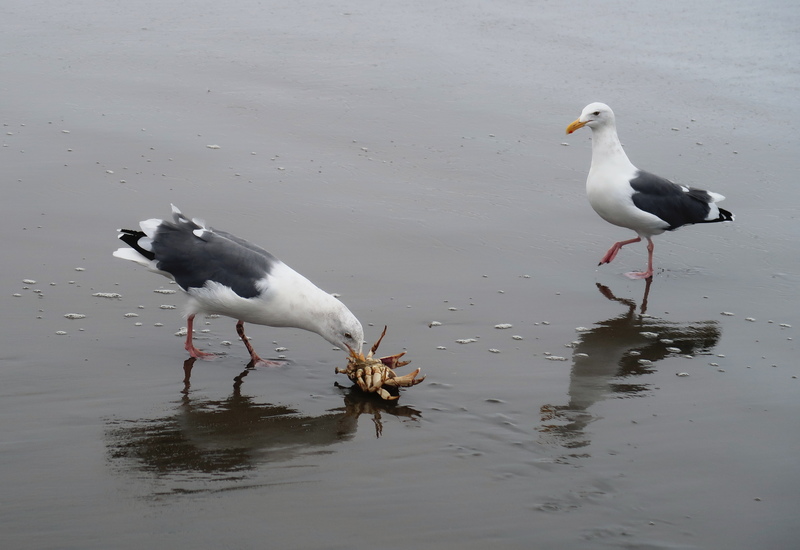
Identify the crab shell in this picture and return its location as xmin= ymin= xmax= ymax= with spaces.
xmin=336 ymin=326 xmax=425 ymax=400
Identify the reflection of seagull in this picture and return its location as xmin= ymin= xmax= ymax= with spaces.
xmin=597 ymin=276 xmax=653 ymax=315
xmin=114 ymin=205 xmax=364 ymax=367
xmin=107 ymin=358 xmax=356 ymax=482
xmin=567 ymin=103 xmax=733 ymax=279
xmin=333 ymin=382 xmax=423 ymax=438
xmin=104 ymin=358 xmax=424 ymax=489
xmin=539 ymin=282 xmax=721 ymax=448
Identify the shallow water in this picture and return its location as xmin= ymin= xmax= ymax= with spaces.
xmin=2 ymin=1 xmax=799 ymax=548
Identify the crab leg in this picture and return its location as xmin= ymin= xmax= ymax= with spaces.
xmin=384 ymin=368 xmax=425 ymax=387
xmin=370 ymin=369 xmax=384 ymax=389
xmin=378 ymin=388 xmax=397 ymax=401
xmin=370 ymin=325 xmax=389 ymax=356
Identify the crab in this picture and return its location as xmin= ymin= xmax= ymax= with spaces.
xmin=335 ymin=326 xmax=425 ymax=401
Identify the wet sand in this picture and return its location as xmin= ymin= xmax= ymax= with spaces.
xmin=2 ymin=1 xmax=799 ymax=548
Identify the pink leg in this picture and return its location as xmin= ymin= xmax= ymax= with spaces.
xmin=184 ymin=314 xmax=216 ymax=359
xmin=624 ymin=238 xmax=655 ymax=279
xmin=236 ymin=320 xmax=284 ymax=367
xmin=599 ymin=236 xmax=641 ymax=265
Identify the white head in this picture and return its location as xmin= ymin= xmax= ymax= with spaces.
xmin=318 ymin=300 xmax=364 ymax=355
xmin=566 ymin=102 xmax=616 ymax=134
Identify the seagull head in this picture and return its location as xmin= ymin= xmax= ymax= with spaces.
xmin=566 ymin=102 xmax=615 ymax=134
xmin=339 ymin=320 xmax=365 ymax=356
xmin=320 ymin=301 xmax=365 ymax=355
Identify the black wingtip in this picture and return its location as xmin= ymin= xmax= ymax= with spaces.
xmin=118 ymin=229 xmax=155 ymax=260
xmin=718 ymin=208 xmax=734 ymax=222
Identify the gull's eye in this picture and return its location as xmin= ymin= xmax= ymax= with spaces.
xmin=592 ymin=111 xmax=600 ymax=116
xmin=344 ymin=332 xmax=353 ymax=339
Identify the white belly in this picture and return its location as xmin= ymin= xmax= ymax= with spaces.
xmin=587 ymin=173 xmax=669 ymax=237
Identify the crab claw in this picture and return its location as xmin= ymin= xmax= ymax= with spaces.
xmin=379 ymin=352 xmax=408 ymax=369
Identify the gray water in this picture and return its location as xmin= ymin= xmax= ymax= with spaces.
xmin=2 ymin=1 xmax=799 ymax=548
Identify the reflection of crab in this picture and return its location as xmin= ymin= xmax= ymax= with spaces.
xmin=336 ymin=326 xmax=425 ymax=401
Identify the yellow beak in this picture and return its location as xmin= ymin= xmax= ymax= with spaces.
xmin=566 ymin=119 xmax=587 ymax=134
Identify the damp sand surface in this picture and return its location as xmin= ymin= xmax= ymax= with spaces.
xmin=2 ymin=1 xmax=799 ymax=548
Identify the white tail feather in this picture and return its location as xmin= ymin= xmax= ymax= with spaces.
xmin=113 ymin=247 xmax=174 ymax=280
xmin=113 ymin=247 xmax=151 ymax=267
xmin=139 ymin=218 xmax=162 ymax=237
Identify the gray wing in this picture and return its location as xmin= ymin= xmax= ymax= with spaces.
xmin=151 ymin=219 xmax=279 ymax=299
xmin=629 ymin=170 xmax=716 ymax=230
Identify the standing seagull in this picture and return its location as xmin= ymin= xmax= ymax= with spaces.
xmin=566 ymin=102 xmax=733 ymax=279
xmin=113 ymin=205 xmax=364 ymax=366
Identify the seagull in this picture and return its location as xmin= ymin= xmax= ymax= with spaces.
xmin=566 ymin=102 xmax=733 ymax=279
xmin=113 ymin=205 xmax=364 ymax=366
